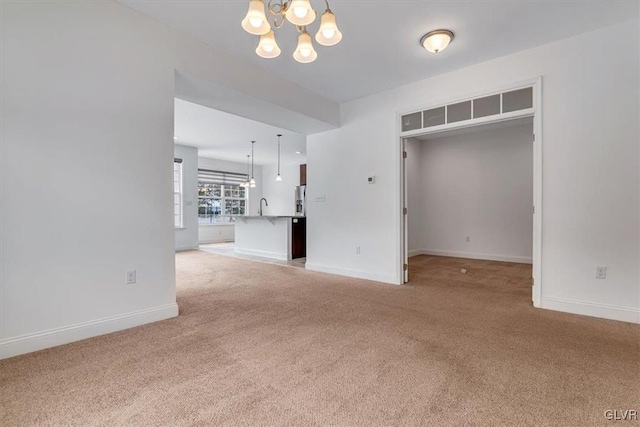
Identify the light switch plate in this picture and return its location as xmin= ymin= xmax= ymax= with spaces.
xmin=127 ymin=270 xmax=137 ymax=284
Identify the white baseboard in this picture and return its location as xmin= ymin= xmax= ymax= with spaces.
xmin=234 ymin=248 xmax=289 ymax=261
xmin=541 ymin=297 xmax=639 ymax=324
xmin=410 ymin=248 xmax=532 ymax=264
xmin=0 ymin=303 xmax=179 ymax=360
xmin=305 ymin=263 xmax=399 ymax=285
xmin=175 ymin=245 xmax=199 ymax=252
xmin=199 ymin=239 xmax=234 ymax=245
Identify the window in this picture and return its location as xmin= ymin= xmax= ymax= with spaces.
xmin=198 ymin=169 xmax=248 ymax=224
xmin=174 ymin=159 xmax=183 ymax=228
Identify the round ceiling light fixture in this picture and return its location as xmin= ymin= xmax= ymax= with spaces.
xmin=420 ymin=30 xmax=454 ymax=54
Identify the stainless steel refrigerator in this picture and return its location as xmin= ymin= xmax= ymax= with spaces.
xmin=294 ymin=185 xmax=306 ymax=216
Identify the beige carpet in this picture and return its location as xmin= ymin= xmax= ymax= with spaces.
xmin=1 ymin=252 xmax=638 ymax=426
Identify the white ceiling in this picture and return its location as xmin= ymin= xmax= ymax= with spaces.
xmin=174 ymin=99 xmax=307 ymax=165
xmin=119 ymin=0 xmax=637 ymax=103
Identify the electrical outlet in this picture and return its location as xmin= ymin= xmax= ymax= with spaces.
xmin=356 ymin=246 xmax=361 ymax=255
xmin=127 ymin=270 xmax=137 ymax=284
xmin=596 ymin=266 xmax=607 ymax=279
xmin=465 ymin=236 xmax=471 ymax=242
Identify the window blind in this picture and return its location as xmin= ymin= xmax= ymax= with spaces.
xmin=198 ymin=169 xmax=247 ymax=186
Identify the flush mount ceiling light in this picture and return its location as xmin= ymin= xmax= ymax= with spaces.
xmin=241 ymin=0 xmax=342 ymax=63
xmin=420 ymin=29 xmax=454 ymax=54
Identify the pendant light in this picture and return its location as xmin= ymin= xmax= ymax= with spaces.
xmin=250 ymin=141 xmax=257 ymax=188
xmin=256 ymin=29 xmax=281 ymax=58
xmin=285 ymin=0 xmax=316 ymax=26
xmin=242 ymin=0 xmax=271 ymax=35
xmin=293 ymin=27 xmax=317 ymax=64
xmin=276 ymin=134 xmax=283 ymax=182
xmin=241 ymin=154 xmax=251 ymax=187
xmin=315 ymin=5 xmax=342 ymax=46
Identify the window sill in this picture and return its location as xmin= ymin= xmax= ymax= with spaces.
xmin=198 ymin=223 xmax=236 ymax=227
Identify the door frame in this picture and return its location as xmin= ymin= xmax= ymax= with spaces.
xmin=396 ymin=77 xmax=543 ymax=308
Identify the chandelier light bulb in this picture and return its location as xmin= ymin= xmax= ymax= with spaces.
xmin=242 ymin=0 xmax=271 ymax=36
xmin=294 ymin=7 xmax=308 ymax=18
xmin=250 ymin=178 xmax=256 ymax=188
xmin=256 ymin=30 xmax=281 ymax=58
xmin=276 ymin=174 xmax=282 ymax=182
xmin=421 ymin=30 xmax=454 ymax=54
xmin=285 ymin=0 xmax=316 ymax=26
xmin=315 ymin=9 xmax=342 ymax=46
xmin=293 ymin=29 xmax=317 ymax=63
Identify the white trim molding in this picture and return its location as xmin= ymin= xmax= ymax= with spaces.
xmin=199 ymin=239 xmax=235 ymax=245
xmin=305 ymin=263 xmax=398 ymax=285
xmin=175 ymin=245 xmax=199 ymax=252
xmin=234 ymin=247 xmax=289 ymax=261
xmin=541 ymin=297 xmax=640 ymax=324
xmin=0 ymin=303 xmax=179 ymax=360
xmin=409 ymin=249 xmax=532 ymax=264
xmin=397 ymin=76 xmax=543 ymax=306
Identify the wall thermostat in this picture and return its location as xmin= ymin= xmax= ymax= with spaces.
xmin=368 ymin=176 xmax=376 ymax=184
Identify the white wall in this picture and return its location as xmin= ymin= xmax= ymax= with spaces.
xmin=175 ymin=145 xmax=199 ymax=251
xmin=0 ymin=0 xmax=337 ymax=359
xmin=307 ymin=19 xmax=640 ymax=323
xmin=197 ymin=156 xmax=263 ymax=244
xmin=1 ymin=0 xmax=178 ymax=358
xmin=408 ymin=123 xmax=533 ymax=263
xmin=261 ymin=162 xmax=303 ymax=216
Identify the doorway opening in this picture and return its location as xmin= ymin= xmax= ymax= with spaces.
xmin=398 ymin=78 xmax=542 ymax=307
xmin=173 ymin=72 xmax=312 ymax=270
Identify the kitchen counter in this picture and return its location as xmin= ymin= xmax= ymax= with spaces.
xmin=240 ymin=215 xmax=305 ymax=219
xmin=235 ymin=216 xmax=306 ymax=260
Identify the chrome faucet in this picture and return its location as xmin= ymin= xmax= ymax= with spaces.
xmin=259 ymin=198 xmax=268 ymax=216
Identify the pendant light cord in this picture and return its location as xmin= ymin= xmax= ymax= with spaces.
xmin=251 ymin=141 xmax=255 ymax=179
xmin=277 ymin=134 xmax=282 ymax=175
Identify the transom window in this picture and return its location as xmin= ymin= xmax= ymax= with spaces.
xmin=198 ymin=169 xmax=248 ymax=224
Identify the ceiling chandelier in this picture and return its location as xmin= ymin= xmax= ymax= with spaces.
xmin=241 ymin=0 xmax=343 ymax=63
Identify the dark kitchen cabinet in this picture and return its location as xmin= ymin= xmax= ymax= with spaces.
xmin=300 ymin=164 xmax=307 ymax=186
xmin=291 ymin=217 xmax=306 ymax=259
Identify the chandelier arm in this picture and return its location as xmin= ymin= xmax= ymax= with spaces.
xmin=266 ymin=0 xmax=290 ymax=29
